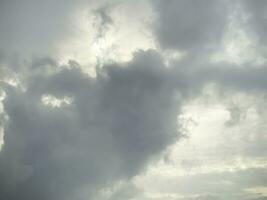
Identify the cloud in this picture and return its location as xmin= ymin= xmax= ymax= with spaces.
xmin=241 ymin=0 xmax=267 ymax=45
xmin=1 ymin=49 xmax=267 ymax=200
xmin=1 ymin=1 xmax=267 ymax=200
xmin=0 ymin=0 xmax=111 ymax=57
xmin=152 ymin=0 xmax=229 ymax=52
xmin=134 ymin=162 xmax=267 ymax=200
xmin=0 ymin=50 xmax=183 ymax=200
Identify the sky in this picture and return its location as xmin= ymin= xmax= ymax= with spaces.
xmin=0 ymin=0 xmax=267 ymax=199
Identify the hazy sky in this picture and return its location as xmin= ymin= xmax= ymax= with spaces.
xmin=1 ymin=0 xmax=267 ymax=200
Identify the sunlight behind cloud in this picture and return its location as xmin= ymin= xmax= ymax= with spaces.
xmin=0 ymin=90 xmax=6 ymax=151
xmin=245 ymin=186 xmax=267 ymax=197
xmin=211 ymin=5 xmax=265 ymax=66
xmin=56 ymin=0 xmax=156 ymax=75
xmin=41 ymin=95 xmax=73 ymax=108
xmin=1 ymin=1 xmax=267 ymax=199
xmin=131 ymin=88 xmax=267 ymax=200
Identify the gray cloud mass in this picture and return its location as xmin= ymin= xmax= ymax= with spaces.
xmin=1 ymin=0 xmax=267 ymax=200
xmin=153 ymin=0 xmax=229 ymax=52
xmin=0 ymin=50 xmax=182 ymax=200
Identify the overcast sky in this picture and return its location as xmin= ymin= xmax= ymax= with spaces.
xmin=1 ymin=0 xmax=267 ymax=200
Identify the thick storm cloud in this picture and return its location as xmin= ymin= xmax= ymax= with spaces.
xmin=0 ymin=50 xmax=182 ymax=200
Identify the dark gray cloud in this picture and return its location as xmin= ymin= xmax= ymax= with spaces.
xmin=0 ymin=50 xmax=182 ymax=200
xmin=152 ymin=0 xmax=229 ymax=52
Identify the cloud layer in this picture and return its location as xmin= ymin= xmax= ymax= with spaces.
xmin=0 ymin=50 xmax=183 ymax=200
xmin=1 ymin=0 xmax=267 ymax=200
